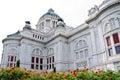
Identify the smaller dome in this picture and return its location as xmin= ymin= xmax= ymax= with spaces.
xmin=57 ymin=20 xmax=65 ymax=27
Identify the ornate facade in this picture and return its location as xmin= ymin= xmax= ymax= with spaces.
xmin=1 ymin=0 xmax=120 ymax=72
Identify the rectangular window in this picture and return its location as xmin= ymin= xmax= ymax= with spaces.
xmin=52 ymin=56 xmax=54 ymax=62
xmin=50 ymin=64 xmax=51 ymax=69
xmin=85 ymin=49 xmax=88 ymax=57
xmin=40 ymin=58 xmax=43 ymax=64
xmin=52 ymin=64 xmax=54 ymax=68
xmin=115 ymin=45 xmax=120 ymax=54
xmin=33 ymin=34 xmax=35 ymax=37
xmin=10 ymin=63 xmax=13 ymax=67
xmin=36 ymin=57 xmax=39 ymax=63
xmin=80 ymin=51 xmax=83 ymax=59
xmin=31 ymin=57 xmax=34 ymax=63
xmin=113 ymin=33 xmax=119 ymax=44
xmin=50 ymin=57 xmax=51 ymax=63
xmin=76 ymin=52 xmax=79 ymax=59
xmin=40 ymin=65 xmax=43 ymax=70
xmin=47 ymin=58 xmax=48 ymax=64
xmin=11 ymin=56 xmax=13 ymax=61
xmin=47 ymin=65 xmax=48 ymax=69
xmin=108 ymin=48 xmax=113 ymax=56
xmin=106 ymin=36 xmax=111 ymax=46
xmin=31 ymin=64 xmax=34 ymax=69
xmin=36 ymin=65 xmax=38 ymax=69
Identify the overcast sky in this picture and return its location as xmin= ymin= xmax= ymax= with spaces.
xmin=0 ymin=0 xmax=103 ymax=62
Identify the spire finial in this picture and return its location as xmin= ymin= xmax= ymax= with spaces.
xmin=48 ymin=8 xmax=54 ymax=12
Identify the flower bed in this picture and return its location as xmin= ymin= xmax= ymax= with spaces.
xmin=0 ymin=67 xmax=120 ymax=80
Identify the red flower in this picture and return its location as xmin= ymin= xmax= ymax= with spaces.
xmin=73 ymin=70 xmax=77 ymax=77
xmin=64 ymin=75 xmax=68 ymax=79
xmin=11 ymin=66 xmax=16 ymax=70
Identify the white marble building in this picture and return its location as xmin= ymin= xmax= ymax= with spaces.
xmin=1 ymin=0 xmax=120 ymax=72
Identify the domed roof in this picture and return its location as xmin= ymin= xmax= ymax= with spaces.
xmin=40 ymin=8 xmax=61 ymax=19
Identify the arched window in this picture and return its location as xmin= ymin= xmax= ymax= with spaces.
xmin=47 ymin=48 xmax=54 ymax=70
xmin=75 ymin=40 xmax=88 ymax=49
xmin=31 ymin=48 xmax=43 ymax=70
xmin=75 ymin=39 xmax=89 ymax=70
xmin=7 ymin=48 xmax=17 ymax=67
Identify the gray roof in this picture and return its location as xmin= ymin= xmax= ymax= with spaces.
xmin=7 ymin=31 xmax=21 ymax=37
xmin=40 ymin=8 xmax=61 ymax=19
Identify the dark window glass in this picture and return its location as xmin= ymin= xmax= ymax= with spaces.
xmin=33 ymin=34 xmax=34 ymax=37
xmin=10 ymin=63 xmax=13 ymax=67
xmin=36 ymin=57 xmax=39 ymax=63
xmin=113 ymin=33 xmax=119 ymax=44
xmin=115 ymin=45 xmax=120 ymax=54
xmin=50 ymin=57 xmax=51 ymax=63
xmin=108 ymin=48 xmax=113 ymax=56
xmin=47 ymin=58 xmax=48 ymax=64
xmin=35 ymin=35 xmax=37 ymax=38
xmin=40 ymin=65 xmax=43 ymax=70
xmin=47 ymin=65 xmax=48 ymax=69
xmin=40 ymin=58 xmax=43 ymax=64
xmin=50 ymin=64 xmax=51 ymax=69
xmin=31 ymin=57 xmax=34 ymax=63
xmin=52 ymin=56 xmax=54 ymax=62
xmin=31 ymin=64 xmax=34 ymax=69
xmin=11 ymin=56 xmax=13 ymax=61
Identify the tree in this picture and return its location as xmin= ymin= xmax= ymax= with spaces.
xmin=16 ymin=59 xmax=20 ymax=67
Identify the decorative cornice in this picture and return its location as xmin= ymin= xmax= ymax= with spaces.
xmin=86 ymin=1 xmax=120 ymax=23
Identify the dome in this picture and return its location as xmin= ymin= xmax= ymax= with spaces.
xmin=57 ymin=21 xmax=65 ymax=27
xmin=57 ymin=18 xmax=65 ymax=27
xmin=40 ymin=8 xmax=61 ymax=19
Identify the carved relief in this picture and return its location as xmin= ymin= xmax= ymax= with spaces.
xmin=104 ymin=22 xmax=111 ymax=33
xmin=32 ymin=48 xmax=43 ymax=56
xmin=47 ymin=48 xmax=54 ymax=56
xmin=8 ymin=48 xmax=17 ymax=54
xmin=109 ymin=18 xmax=115 ymax=29
xmin=75 ymin=40 xmax=87 ymax=49
xmin=115 ymin=17 xmax=120 ymax=26
xmin=88 ymin=5 xmax=99 ymax=16
xmin=103 ymin=16 xmax=120 ymax=33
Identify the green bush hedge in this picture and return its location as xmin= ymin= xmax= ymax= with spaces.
xmin=0 ymin=67 xmax=120 ymax=80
